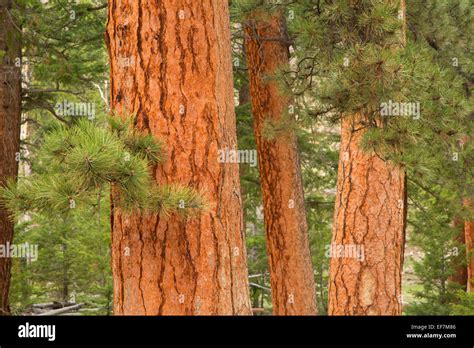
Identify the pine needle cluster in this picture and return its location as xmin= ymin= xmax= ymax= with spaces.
xmin=0 ymin=116 xmax=206 ymax=219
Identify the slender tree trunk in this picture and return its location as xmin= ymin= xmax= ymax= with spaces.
xmin=0 ymin=0 xmax=21 ymax=316
xmin=238 ymin=55 xmax=250 ymax=232
xmin=465 ymin=200 xmax=474 ymax=292
xmin=106 ymin=0 xmax=252 ymax=315
xmin=450 ymin=217 xmax=467 ymax=290
xmin=244 ymin=13 xmax=317 ymax=315
xmin=61 ymin=226 xmax=69 ymax=303
xmin=466 ymin=222 xmax=474 ymax=291
xmin=460 ymin=134 xmax=473 ymax=292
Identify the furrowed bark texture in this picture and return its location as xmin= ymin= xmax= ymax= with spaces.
xmin=328 ymin=0 xmax=407 ymax=316
xmin=467 ymin=221 xmax=474 ymax=292
xmin=328 ymin=116 xmax=407 ymax=315
xmin=465 ymin=200 xmax=474 ymax=292
xmin=106 ymin=0 xmax=252 ymax=315
xmin=0 ymin=0 xmax=21 ymax=316
xmin=244 ymin=14 xmax=317 ymax=315
xmin=450 ymin=217 xmax=467 ymax=289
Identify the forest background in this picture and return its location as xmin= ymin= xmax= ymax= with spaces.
xmin=0 ymin=0 xmax=472 ymax=316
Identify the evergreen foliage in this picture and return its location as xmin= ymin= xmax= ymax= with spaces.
xmin=233 ymin=0 xmax=473 ymax=314
xmin=1 ymin=116 xmax=206 ymax=216
xmin=1 ymin=0 xmax=471 ymax=315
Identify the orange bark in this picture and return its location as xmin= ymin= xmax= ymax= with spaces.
xmin=460 ymin=133 xmax=474 ymax=291
xmin=466 ymin=222 xmax=474 ymax=291
xmin=0 ymin=0 xmax=21 ymax=315
xmin=450 ymin=217 xmax=467 ymax=289
xmin=244 ymin=14 xmax=317 ymax=315
xmin=328 ymin=0 xmax=407 ymax=316
xmin=106 ymin=0 xmax=251 ymax=315
xmin=465 ymin=200 xmax=474 ymax=292
xmin=328 ymin=116 xmax=407 ymax=315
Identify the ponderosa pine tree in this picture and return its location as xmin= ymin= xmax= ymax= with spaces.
xmin=243 ymin=9 xmax=317 ymax=315
xmin=106 ymin=0 xmax=252 ymax=315
xmin=327 ymin=0 xmax=407 ymax=316
xmin=0 ymin=0 xmax=21 ymax=315
xmin=329 ymin=121 xmax=406 ymax=315
xmin=282 ymin=0 xmax=409 ymax=315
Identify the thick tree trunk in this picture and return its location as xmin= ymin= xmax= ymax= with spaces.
xmin=328 ymin=0 xmax=407 ymax=316
xmin=244 ymin=14 xmax=317 ymax=315
xmin=328 ymin=116 xmax=407 ymax=315
xmin=0 ymin=0 xmax=21 ymax=316
xmin=106 ymin=0 xmax=252 ymax=315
